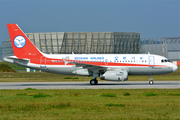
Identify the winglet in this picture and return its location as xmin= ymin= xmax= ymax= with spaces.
xmin=7 ymin=24 xmax=43 ymax=60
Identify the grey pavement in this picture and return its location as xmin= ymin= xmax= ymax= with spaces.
xmin=0 ymin=81 xmax=179 ymax=89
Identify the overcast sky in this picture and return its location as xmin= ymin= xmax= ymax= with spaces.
xmin=0 ymin=0 xmax=179 ymax=44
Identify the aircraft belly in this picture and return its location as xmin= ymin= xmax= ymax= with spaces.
xmin=46 ymin=66 xmax=79 ymax=75
xmin=129 ymin=67 xmax=173 ymax=75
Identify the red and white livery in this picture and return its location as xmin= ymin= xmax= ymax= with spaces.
xmin=4 ymin=24 xmax=178 ymax=85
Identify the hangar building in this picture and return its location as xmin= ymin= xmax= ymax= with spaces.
xmin=141 ymin=37 xmax=180 ymax=61
xmin=0 ymin=32 xmax=140 ymax=59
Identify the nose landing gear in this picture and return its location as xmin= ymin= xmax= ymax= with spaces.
xmin=149 ymin=75 xmax=154 ymax=85
xmin=149 ymin=80 xmax=154 ymax=85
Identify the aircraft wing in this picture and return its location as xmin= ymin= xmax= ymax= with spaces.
xmin=67 ymin=60 xmax=107 ymax=71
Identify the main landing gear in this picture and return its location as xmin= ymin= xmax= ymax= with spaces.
xmin=149 ymin=75 xmax=154 ymax=85
xmin=90 ymin=72 xmax=99 ymax=85
xmin=90 ymin=79 xmax=98 ymax=85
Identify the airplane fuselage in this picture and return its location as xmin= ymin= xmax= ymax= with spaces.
xmin=7 ymin=54 xmax=176 ymax=76
xmin=4 ymin=24 xmax=178 ymax=85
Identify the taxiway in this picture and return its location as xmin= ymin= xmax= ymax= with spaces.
xmin=0 ymin=81 xmax=179 ymax=89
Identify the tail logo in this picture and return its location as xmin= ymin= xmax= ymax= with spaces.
xmin=14 ymin=36 xmax=26 ymax=48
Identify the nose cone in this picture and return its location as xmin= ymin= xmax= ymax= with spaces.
xmin=173 ymin=65 xmax=178 ymax=72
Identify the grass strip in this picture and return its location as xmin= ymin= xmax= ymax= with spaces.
xmin=0 ymin=89 xmax=179 ymax=119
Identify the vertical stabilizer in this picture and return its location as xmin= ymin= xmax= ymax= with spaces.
xmin=7 ymin=24 xmax=43 ymax=60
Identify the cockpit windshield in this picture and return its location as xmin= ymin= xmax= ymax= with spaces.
xmin=161 ymin=59 xmax=170 ymax=63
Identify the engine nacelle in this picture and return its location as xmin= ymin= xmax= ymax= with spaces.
xmin=100 ymin=70 xmax=128 ymax=81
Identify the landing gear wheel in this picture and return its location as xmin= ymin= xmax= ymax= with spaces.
xmin=149 ymin=75 xmax=154 ymax=85
xmin=90 ymin=79 xmax=98 ymax=85
xmin=95 ymin=79 xmax=98 ymax=84
xmin=149 ymin=80 xmax=154 ymax=85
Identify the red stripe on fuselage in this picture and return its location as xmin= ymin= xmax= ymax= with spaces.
xmin=31 ymin=58 xmax=166 ymax=67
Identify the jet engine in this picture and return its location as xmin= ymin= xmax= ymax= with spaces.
xmin=100 ymin=70 xmax=128 ymax=81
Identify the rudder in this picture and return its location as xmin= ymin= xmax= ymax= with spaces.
xmin=7 ymin=24 xmax=43 ymax=60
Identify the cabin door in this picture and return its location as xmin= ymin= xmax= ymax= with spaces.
xmin=149 ymin=56 xmax=154 ymax=67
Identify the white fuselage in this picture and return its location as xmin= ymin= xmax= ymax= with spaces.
xmin=7 ymin=53 xmax=177 ymax=77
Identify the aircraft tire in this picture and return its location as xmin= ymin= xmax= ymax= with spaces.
xmin=90 ymin=79 xmax=98 ymax=85
xmin=149 ymin=80 xmax=154 ymax=85
xmin=96 ymin=79 xmax=98 ymax=84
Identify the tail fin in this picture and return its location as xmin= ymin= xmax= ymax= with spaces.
xmin=7 ymin=24 xmax=43 ymax=59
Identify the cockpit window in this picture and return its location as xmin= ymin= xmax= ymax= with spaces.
xmin=167 ymin=59 xmax=170 ymax=62
xmin=161 ymin=59 xmax=170 ymax=63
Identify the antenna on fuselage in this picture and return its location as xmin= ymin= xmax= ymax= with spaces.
xmin=148 ymin=52 xmax=150 ymax=54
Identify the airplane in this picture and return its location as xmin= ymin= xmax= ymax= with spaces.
xmin=3 ymin=24 xmax=178 ymax=85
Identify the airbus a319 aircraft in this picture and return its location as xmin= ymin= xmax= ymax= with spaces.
xmin=4 ymin=24 xmax=178 ymax=85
